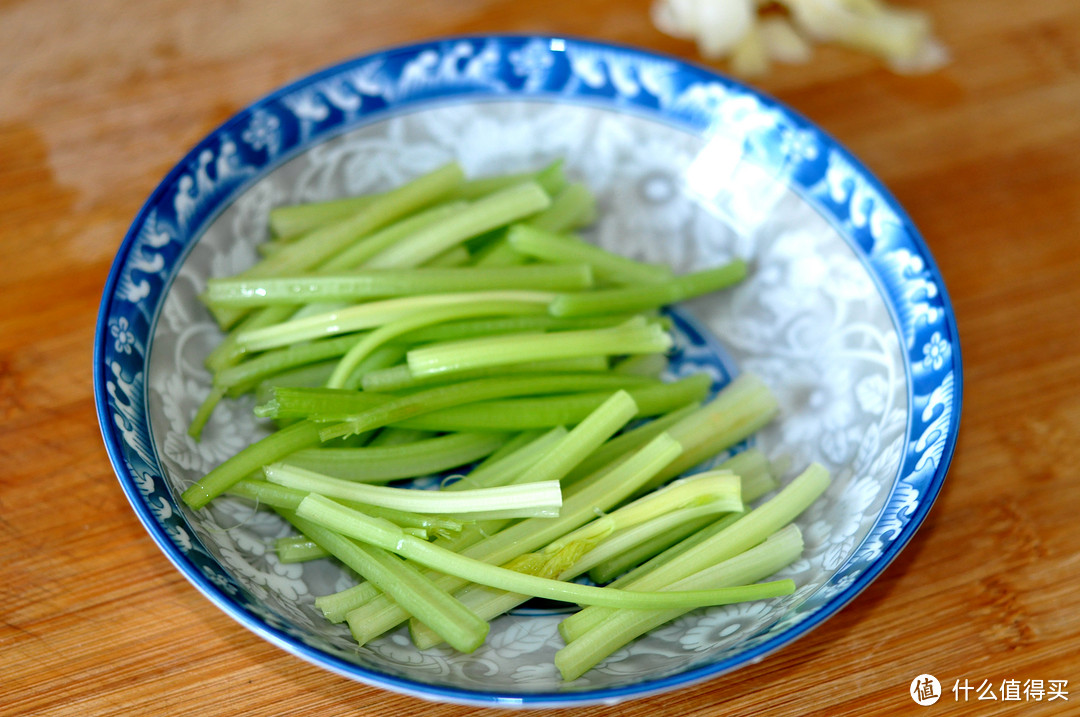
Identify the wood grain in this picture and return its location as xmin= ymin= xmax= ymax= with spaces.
xmin=2 ymin=1 xmax=1079 ymax=714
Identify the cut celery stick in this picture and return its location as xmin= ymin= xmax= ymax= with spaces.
xmin=363 ymin=427 xmax=434 ymax=448
xmin=213 ymin=334 xmax=361 ymax=392
xmin=254 ymin=386 xmax=393 ymax=421
xmin=550 ymin=260 xmax=748 ymax=317
xmin=279 ymin=508 xmax=489 ymax=654
xmin=228 ymin=479 xmax=464 ymax=536
xmin=360 ymin=356 xmax=609 ymax=393
xmin=409 ymin=475 xmax=743 ymax=650
xmin=526 ymin=182 xmax=597 ymax=234
xmin=296 ymin=494 xmax=793 ymax=610
xmin=283 ymin=432 xmax=508 ymax=483
xmin=268 ymin=195 xmax=377 ymax=239
xmin=210 ymin=163 xmax=466 ymax=329
xmin=326 ymin=299 xmax=555 ymax=389
xmin=558 ymin=463 xmax=829 ymax=643
xmin=344 ymin=432 xmax=685 ymax=645
xmin=317 ymin=373 xmax=657 ymax=440
xmin=507 ymin=225 xmax=673 ymax=285
xmin=320 ymin=202 xmax=467 ymax=271
xmin=419 ymin=245 xmax=470 ymax=267
xmin=181 ymin=420 xmax=323 ymax=510
xmin=264 ymin=463 xmax=563 ymax=518
xmin=312 ymin=427 xmax=569 ymax=623
xmin=612 ymin=353 xmax=669 ymax=378
xmin=398 ymin=313 xmax=646 ymax=345
xmin=393 ymin=374 xmax=710 ymax=432
xmin=586 ymin=449 xmax=777 ymax=584
xmin=274 ymin=535 xmax=329 ymax=563
xmin=364 ymin=182 xmax=551 ymax=269
xmin=555 ymin=525 xmax=805 ymax=681
xmin=405 ymin=322 xmax=673 ymax=380
xmin=234 ymin=291 xmax=555 ymax=353
xmin=204 ymin=265 xmax=592 ymax=308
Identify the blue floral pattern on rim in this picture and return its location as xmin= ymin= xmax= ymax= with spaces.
xmin=94 ymin=35 xmax=961 ymax=707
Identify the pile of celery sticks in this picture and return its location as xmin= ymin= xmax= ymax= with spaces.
xmin=180 ymin=160 xmax=829 ymax=681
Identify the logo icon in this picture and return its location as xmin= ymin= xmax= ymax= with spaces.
xmin=911 ymin=674 xmax=942 ymax=706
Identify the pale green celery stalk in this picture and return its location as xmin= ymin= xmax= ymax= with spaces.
xmin=296 ymin=494 xmax=793 ymax=610
xmin=205 ymin=305 xmax=299 ymax=372
xmin=264 ymin=463 xmax=563 ymax=519
xmin=527 ymin=182 xmax=597 ymax=233
xmin=278 ymin=508 xmax=489 ymax=654
xmin=274 ymin=535 xmax=329 ymax=563
xmin=393 ymin=374 xmax=710 ymax=432
xmin=634 ymin=373 xmax=780 ymax=496
xmin=227 ymin=478 xmax=464 ymax=537
xmin=254 ymin=386 xmax=393 ymax=421
xmin=543 ymin=471 xmax=742 ymax=556
xmin=421 ymin=245 xmax=471 ymax=267
xmin=449 ymin=427 xmax=567 ymax=491
xmin=317 ymin=373 xmax=657 ymax=441
xmin=586 ymin=448 xmax=777 ymax=584
xmin=555 ymin=525 xmax=805 ymax=681
xmin=234 ymin=290 xmax=555 ymax=353
xmin=550 ymin=260 xmax=748 ymax=317
xmin=283 ymin=432 xmax=508 ymax=483
xmin=463 ymin=429 xmax=541 ymax=475
xmin=205 ymin=265 xmax=593 ymax=309
xmin=338 ymin=344 xmax=407 ymax=396
xmin=344 ymin=432 xmax=684 ymax=645
xmin=612 ymin=353 xmax=669 ymax=378
xmin=471 ymin=236 xmax=529 ymax=267
xmin=320 ymin=202 xmax=468 ymax=271
xmin=397 ymin=313 xmax=646 ymax=344
xmin=213 ymin=334 xmax=361 ymax=394
xmin=507 ymin=225 xmax=673 ymax=286
xmin=405 ymin=322 xmax=673 ymax=380
xmin=314 ymin=427 xmax=567 ymax=623
xmin=364 ymin=427 xmax=434 ymax=448
xmin=360 ymin=356 xmax=609 ymax=393
xmin=253 ymin=361 xmax=339 ymax=403
xmin=451 ymin=159 xmax=567 ymax=201
xmin=409 ymin=477 xmax=743 ymax=649
xmin=561 ymin=403 xmax=700 ymax=486
xmin=181 ymin=420 xmax=323 ymax=510
xmin=257 ymin=239 xmax=287 ymax=256
xmin=210 ymin=163 xmax=465 ymax=329
xmin=268 ymin=194 xmax=378 ymax=239
xmin=327 ymin=300 xmax=551 ymax=390
xmin=364 ymin=182 xmax=551 ymax=269
xmin=558 ymin=463 xmax=829 ymax=643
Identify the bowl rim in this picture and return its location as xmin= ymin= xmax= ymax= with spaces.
xmin=93 ymin=32 xmax=963 ymax=708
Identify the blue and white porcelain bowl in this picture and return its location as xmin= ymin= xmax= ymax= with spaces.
xmin=94 ymin=35 xmax=962 ymax=707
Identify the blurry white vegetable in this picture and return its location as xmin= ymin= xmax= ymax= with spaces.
xmin=651 ymin=0 xmax=948 ymax=75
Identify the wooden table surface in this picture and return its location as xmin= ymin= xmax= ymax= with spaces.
xmin=3 ymin=1 xmax=1079 ymax=714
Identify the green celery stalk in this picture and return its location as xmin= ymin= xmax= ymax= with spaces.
xmin=296 ymin=494 xmax=793 ymax=610
xmin=392 ymin=374 xmax=710 ymax=432
xmin=279 ymin=508 xmax=489 ymax=654
xmin=507 ymin=224 xmax=673 ymax=285
xmin=364 ymin=182 xmax=551 ymax=269
xmin=203 ymin=265 xmax=592 ymax=308
xmin=549 ymin=260 xmax=748 ymax=317
xmin=284 ymin=432 xmax=508 ymax=483
xmin=316 ymin=373 xmax=657 ymax=440
xmin=558 ymin=463 xmax=829 ymax=644
xmin=404 ymin=321 xmax=673 ymax=380
xmin=554 ymin=524 xmax=805 ymax=681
